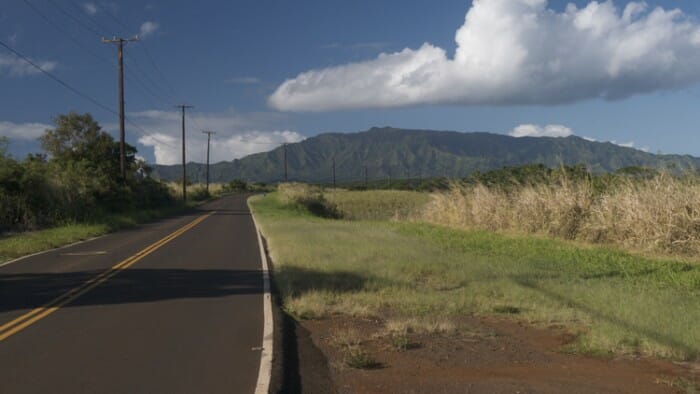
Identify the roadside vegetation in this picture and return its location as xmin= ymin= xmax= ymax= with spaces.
xmin=0 ymin=112 xmax=210 ymax=262
xmin=250 ymin=171 xmax=700 ymax=363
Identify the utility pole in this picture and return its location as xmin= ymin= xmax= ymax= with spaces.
xmin=364 ymin=165 xmax=368 ymax=186
xmin=176 ymin=104 xmax=193 ymax=201
xmin=332 ymin=157 xmax=336 ymax=189
xmin=202 ymin=131 xmax=216 ymax=193
xmin=283 ymin=143 xmax=288 ymax=181
xmin=102 ymin=35 xmax=139 ymax=179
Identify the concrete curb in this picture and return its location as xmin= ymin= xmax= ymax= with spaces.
xmin=249 ymin=198 xmax=274 ymax=394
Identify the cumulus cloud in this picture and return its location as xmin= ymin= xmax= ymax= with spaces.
xmin=0 ymin=54 xmax=56 ymax=77
xmin=510 ymin=123 xmax=650 ymax=152
xmin=510 ymin=124 xmax=573 ymax=138
xmin=83 ymin=2 xmax=98 ymax=15
xmin=0 ymin=121 xmax=51 ymax=140
xmin=139 ymin=21 xmax=159 ymax=38
xmin=129 ymin=110 xmax=304 ymax=165
xmin=611 ymin=140 xmax=649 ymax=151
xmin=270 ymin=0 xmax=700 ymax=111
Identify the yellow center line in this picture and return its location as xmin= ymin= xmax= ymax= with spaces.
xmin=0 ymin=212 xmax=214 ymax=342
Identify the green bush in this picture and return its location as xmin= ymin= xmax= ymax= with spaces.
xmin=0 ymin=113 xmax=174 ymax=233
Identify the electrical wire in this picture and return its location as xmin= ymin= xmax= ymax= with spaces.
xmin=46 ymin=0 xmax=104 ymax=38
xmin=22 ymin=0 xmax=171 ymax=111
xmin=65 ymin=0 xmax=114 ymax=36
xmin=0 ymin=40 xmax=174 ymax=150
xmin=22 ymin=0 xmax=113 ymax=66
xmin=0 ymin=39 xmax=118 ymax=117
xmin=89 ymin=1 xmax=182 ymax=103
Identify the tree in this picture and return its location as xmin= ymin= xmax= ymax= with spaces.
xmin=39 ymin=111 xmax=136 ymax=181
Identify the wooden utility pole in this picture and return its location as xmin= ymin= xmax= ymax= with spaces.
xmin=202 ymin=130 xmax=216 ymax=193
xmin=176 ymin=104 xmax=193 ymax=201
xmin=102 ymin=35 xmax=139 ymax=179
xmin=332 ymin=157 xmax=336 ymax=189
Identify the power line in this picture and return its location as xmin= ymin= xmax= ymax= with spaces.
xmin=22 ymin=0 xmax=113 ymax=65
xmin=46 ymin=0 xmax=104 ymax=38
xmin=0 ymin=38 xmax=168 ymax=152
xmin=88 ymin=1 xmax=181 ymax=102
xmin=94 ymin=2 xmax=130 ymax=31
xmin=65 ymin=0 xmax=113 ymax=36
xmin=45 ymin=0 xmax=174 ymax=108
xmin=22 ymin=0 xmax=173 ymax=112
xmin=0 ymin=39 xmax=174 ymax=160
xmin=124 ymin=53 xmax=173 ymax=104
xmin=124 ymin=116 xmax=176 ymax=147
xmin=136 ymin=42 xmax=180 ymax=101
xmin=0 ymin=39 xmax=118 ymax=117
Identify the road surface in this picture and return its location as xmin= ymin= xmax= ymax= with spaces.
xmin=0 ymin=194 xmax=266 ymax=394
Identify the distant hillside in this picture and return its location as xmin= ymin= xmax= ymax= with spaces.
xmin=152 ymin=127 xmax=700 ymax=183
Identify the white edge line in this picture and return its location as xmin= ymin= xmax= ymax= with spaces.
xmin=249 ymin=197 xmax=274 ymax=394
xmin=0 ymin=235 xmax=106 ymax=269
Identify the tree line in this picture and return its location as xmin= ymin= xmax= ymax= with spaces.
xmin=0 ymin=112 xmax=173 ymax=232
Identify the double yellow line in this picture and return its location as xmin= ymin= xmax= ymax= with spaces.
xmin=0 ymin=212 xmax=213 ymax=342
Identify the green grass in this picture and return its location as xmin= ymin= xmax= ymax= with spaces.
xmin=0 ymin=203 xmax=191 ymax=263
xmin=250 ymin=192 xmax=700 ymax=361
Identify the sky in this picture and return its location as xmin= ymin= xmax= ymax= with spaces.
xmin=2 ymin=0 xmax=700 ymax=164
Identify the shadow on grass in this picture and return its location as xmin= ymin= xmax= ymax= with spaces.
xmin=274 ymin=265 xmax=391 ymax=297
xmin=513 ymin=277 xmax=699 ymax=359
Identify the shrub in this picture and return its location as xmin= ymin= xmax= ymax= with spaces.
xmin=277 ymin=183 xmax=340 ymax=218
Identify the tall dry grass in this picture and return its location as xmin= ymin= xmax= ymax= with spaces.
xmin=423 ymin=174 xmax=700 ymax=257
xmin=277 ymin=183 xmax=324 ymax=205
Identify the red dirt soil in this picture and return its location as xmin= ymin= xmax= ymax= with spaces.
xmin=301 ymin=316 xmax=699 ymax=394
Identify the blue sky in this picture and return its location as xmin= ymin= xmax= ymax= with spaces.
xmin=2 ymin=0 xmax=700 ymax=164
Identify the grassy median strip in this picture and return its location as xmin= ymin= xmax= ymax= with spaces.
xmin=250 ymin=192 xmax=700 ymax=361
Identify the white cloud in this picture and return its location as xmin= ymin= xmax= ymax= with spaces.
xmin=0 ymin=121 xmax=51 ymax=140
xmin=611 ymin=140 xmax=650 ymax=151
xmin=139 ymin=21 xmax=159 ymax=38
xmin=270 ymin=0 xmax=700 ymax=111
xmin=0 ymin=54 xmax=57 ymax=77
xmin=129 ymin=110 xmax=304 ymax=165
xmin=83 ymin=2 xmax=98 ymax=15
xmin=509 ymin=123 xmax=651 ymax=152
xmin=510 ymin=124 xmax=573 ymax=138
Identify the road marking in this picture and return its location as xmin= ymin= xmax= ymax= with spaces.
xmin=0 ymin=212 xmax=213 ymax=342
xmin=0 ymin=236 xmax=106 ymax=268
xmin=60 ymin=251 xmax=108 ymax=256
xmin=249 ymin=198 xmax=274 ymax=394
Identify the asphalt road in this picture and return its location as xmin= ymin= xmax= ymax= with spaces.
xmin=0 ymin=194 xmax=265 ymax=394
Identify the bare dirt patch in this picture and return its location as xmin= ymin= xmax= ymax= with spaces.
xmin=301 ymin=316 xmax=699 ymax=394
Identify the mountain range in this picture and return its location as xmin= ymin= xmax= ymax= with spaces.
xmin=152 ymin=127 xmax=700 ymax=184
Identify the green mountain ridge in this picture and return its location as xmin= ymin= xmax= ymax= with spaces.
xmin=152 ymin=127 xmax=700 ymax=183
